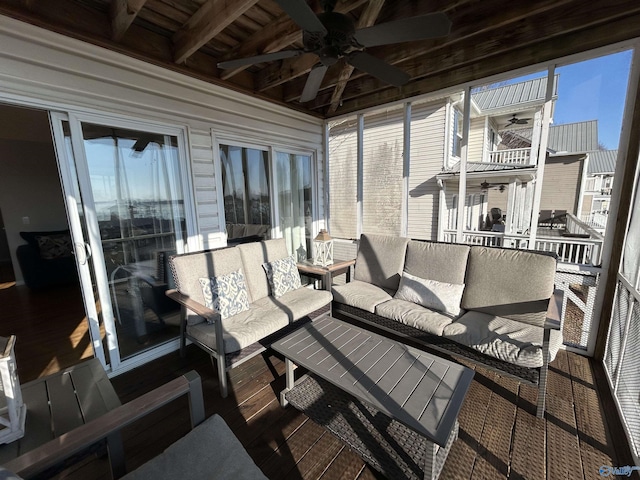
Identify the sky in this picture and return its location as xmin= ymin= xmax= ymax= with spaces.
xmin=505 ymin=49 xmax=633 ymax=150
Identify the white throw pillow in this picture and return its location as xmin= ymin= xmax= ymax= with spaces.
xmin=394 ymin=271 xmax=465 ymax=316
xmin=263 ymin=255 xmax=302 ymax=298
xmin=198 ymin=269 xmax=250 ymax=321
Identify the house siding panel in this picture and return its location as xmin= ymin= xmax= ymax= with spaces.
xmin=408 ymin=101 xmax=447 ymax=240
xmin=540 ymin=155 xmax=585 ymax=214
xmin=468 ymin=117 xmax=486 ymax=163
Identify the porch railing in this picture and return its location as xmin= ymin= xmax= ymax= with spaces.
xmin=487 ymin=148 xmax=532 ymax=165
xmin=580 ymin=212 xmax=608 ymax=229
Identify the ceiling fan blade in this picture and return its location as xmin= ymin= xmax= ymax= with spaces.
xmin=217 ymin=50 xmax=302 ymax=69
xmin=354 ymin=12 xmax=451 ymax=47
xmin=274 ymin=0 xmax=327 ymax=35
xmin=300 ymin=64 xmax=328 ymax=103
xmin=347 ymin=52 xmax=410 ymax=87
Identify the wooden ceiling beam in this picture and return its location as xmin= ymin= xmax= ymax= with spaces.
xmin=111 ymin=0 xmax=148 ymax=42
xmin=329 ymin=10 xmax=640 ymax=117
xmin=327 ymin=0 xmax=386 ymax=114
xmin=173 ymin=0 xmax=259 ymax=64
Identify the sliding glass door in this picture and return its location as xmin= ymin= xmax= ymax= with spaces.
xmin=52 ymin=113 xmax=195 ymax=372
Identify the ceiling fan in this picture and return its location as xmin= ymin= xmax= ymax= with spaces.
xmin=480 ymin=180 xmax=508 ymax=192
xmin=504 ymin=114 xmax=531 ymax=128
xmin=217 ymin=0 xmax=452 ymax=102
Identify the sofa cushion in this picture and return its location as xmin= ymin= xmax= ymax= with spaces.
xmin=35 ymin=233 xmax=73 ymax=259
xmin=170 ymin=247 xmax=245 ymax=325
xmin=255 ymin=287 xmax=332 ymax=322
xmin=394 ymin=272 xmax=465 ymax=316
xmin=332 ymin=280 xmax=393 ymax=313
xmin=121 ymin=414 xmax=267 ymax=480
xmin=354 ymin=234 xmax=408 ymax=291
xmin=187 ymin=303 xmax=289 ymax=353
xmin=405 ymin=240 xmax=470 ymax=285
xmin=263 ymin=255 xmax=302 ymax=298
xmin=237 ymin=239 xmax=289 ymax=302
xmin=442 ymin=310 xmax=563 ymax=368
xmin=199 ymin=270 xmax=250 ymax=321
xmin=375 ymin=299 xmax=456 ymax=336
xmin=461 ymin=246 xmax=557 ymax=327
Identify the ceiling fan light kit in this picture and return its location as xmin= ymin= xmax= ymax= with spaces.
xmin=217 ymin=0 xmax=451 ymax=103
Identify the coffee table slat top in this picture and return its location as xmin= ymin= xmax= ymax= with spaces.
xmin=272 ymin=315 xmax=474 ymax=447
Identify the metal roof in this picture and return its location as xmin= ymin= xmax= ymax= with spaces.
xmin=444 ymin=162 xmax=534 ymax=174
xmin=471 ymin=75 xmax=559 ymax=112
xmin=547 ymin=120 xmax=599 ymax=153
xmin=588 ymin=149 xmax=618 ymax=174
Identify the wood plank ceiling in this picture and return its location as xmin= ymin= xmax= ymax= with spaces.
xmin=0 ymin=0 xmax=639 ymax=119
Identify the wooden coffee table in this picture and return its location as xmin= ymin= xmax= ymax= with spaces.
xmin=296 ymin=258 xmax=355 ymax=291
xmin=271 ymin=315 xmax=474 ymax=480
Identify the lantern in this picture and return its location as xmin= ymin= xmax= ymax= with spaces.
xmin=0 ymin=336 xmax=26 ymax=444
xmin=313 ymin=229 xmax=334 ymax=267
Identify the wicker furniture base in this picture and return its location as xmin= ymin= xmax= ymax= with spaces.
xmin=286 ymin=374 xmax=458 ymax=480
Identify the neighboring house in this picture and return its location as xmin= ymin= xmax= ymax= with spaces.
xmin=581 ymin=149 xmax=618 ymax=234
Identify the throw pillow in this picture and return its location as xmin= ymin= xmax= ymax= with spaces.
xmin=263 ymin=255 xmax=302 ymax=298
xmin=35 ymin=233 xmax=73 ymax=260
xmin=198 ymin=270 xmax=250 ymax=322
xmin=394 ymin=271 xmax=465 ymax=316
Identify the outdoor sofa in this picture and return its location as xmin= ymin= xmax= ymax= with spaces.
xmin=332 ymin=234 xmax=563 ymax=417
xmin=167 ymin=238 xmax=332 ymax=397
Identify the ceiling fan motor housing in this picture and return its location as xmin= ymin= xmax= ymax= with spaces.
xmin=303 ymin=11 xmax=358 ymax=60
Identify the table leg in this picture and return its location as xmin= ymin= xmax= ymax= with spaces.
xmin=106 ymin=431 xmax=125 ymax=479
xmin=323 ymin=271 xmax=332 ymax=291
xmin=280 ymin=358 xmax=295 ymax=407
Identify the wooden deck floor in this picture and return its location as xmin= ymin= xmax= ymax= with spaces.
xmin=53 ymin=341 xmax=634 ymax=480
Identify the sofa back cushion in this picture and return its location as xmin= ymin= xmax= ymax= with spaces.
xmin=354 ymin=234 xmax=408 ymax=292
xmin=461 ymin=246 xmax=557 ymax=326
xmin=237 ymin=238 xmax=289 ymax=302
xmin=170 ymin=247 xmax=244 ymax=307
xmin=405 ymin=240 xmax=470 ymax=285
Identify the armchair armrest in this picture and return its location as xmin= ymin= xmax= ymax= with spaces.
xmin=166 ymin=289 xmax=221 ymax=324
xmin=544 ymin=288 xmax=563 ymax=331
xmin=5 ymin=371 xmax=204 ymax=479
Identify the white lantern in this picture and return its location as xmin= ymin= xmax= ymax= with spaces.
xmin=0 ymin=336 xmax=26 ymax=444
xmin=313 ymin=229 xmax=334 ymax=267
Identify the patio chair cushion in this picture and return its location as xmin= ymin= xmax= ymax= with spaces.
xmin=332 ymin=280 xmax=394 ymax=313
xmin=354 ymin=234 xmax=408 ymax=291
xmin=237 ymin=239 xmax=289 ymax=302
xmin=255 ymin=287 xmax=332 ymax=322
xmin=121 ymin=414 xmax=266 ymax=480
xmin=404 ymin=240 xmax=470 ymax=285
xmin=263 ymin=255 xmax=302 ymax=298
xmin=375 ymin=299 xmax=457 ymax=336
xmin=394 ymin=272 xmax=465 ymax=316
xmin=442 ymin=310 xmax=563 ymax=368
xmin=198 ymin=270 xmax=250 ymax=321
xmin=186 ymin=302 xmax=289 ymax=353
xmin=461 ymin=246 xmax=556 ymax=327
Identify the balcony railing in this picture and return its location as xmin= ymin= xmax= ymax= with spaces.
xmin=487 ymin=148 xmax=532 ymax=165
xmin=580 ymin=212 xmax=608 ymax=229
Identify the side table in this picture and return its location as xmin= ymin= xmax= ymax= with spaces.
xmin=296 ymin=258 xmax=355 ymax=291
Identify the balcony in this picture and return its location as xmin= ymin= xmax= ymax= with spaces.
xmin=487 ymin=148 xmax=533 ymax=166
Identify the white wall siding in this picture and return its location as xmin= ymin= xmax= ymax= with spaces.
xmin=0 ymin=16 xmax=324 ymax=252
xmin=468 ymin=117 xmax=486 ymax=163
xmin=408 ymin=101 xmax=447 ymax=240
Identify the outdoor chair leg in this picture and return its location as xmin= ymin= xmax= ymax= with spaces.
xmin=213 ymin=354 xmax=228 ymax=398
xmin=536 ymin=328 xmax=552 ymax=418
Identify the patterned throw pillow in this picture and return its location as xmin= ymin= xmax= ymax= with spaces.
xmin=263 ymin=255 xmax=302 ymax=298
xmin=395 ymin=271 xmax=465 ymax=316
xmin=198 ymin=270 xmax=250 ymax=322
xmin=36 ymin=234 xmax=73 ymax=260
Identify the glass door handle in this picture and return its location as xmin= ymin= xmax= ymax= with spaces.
xmin=74 ymin=242 xmax=92 ymax=265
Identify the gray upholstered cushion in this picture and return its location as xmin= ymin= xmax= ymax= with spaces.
xmin=354 ymin=234 xmax=408 ymax=291
xmin=237 ymin=239 xmax=289 ymax=302
xmin=122 ymin=414 xmax=267 ymax=480
xmin=394 ymin=272 xmax=465 ymax=316
xmin=332 ymin=280 xmax=394 ymax=313
xmin=375 ymin=299 xmax=457 ymax=336
xmin=263 ymin=255 xmax=302 ymax=297
xmin=442 ymin=310 xmax=563 ymax=368
xmin=255 ymin=287 xmax=332 ymax=322
xmin=461 ymin=246 xmax=557 ymax=327
xmin=404 ymin=240 xmax=470 ymax=285
xmin=198 ymin=270 xmax=250 ymax=321
xmin=170 ymin=247 xmax=245 ymax=326
xmin=187 ymin=303 xmax=288 ymax=353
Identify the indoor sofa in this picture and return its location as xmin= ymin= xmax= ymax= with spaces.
xmin=167 ymin=238 xmax=332 ymax=397
xmin=332 ymin=234 xmax=563 ymax=417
